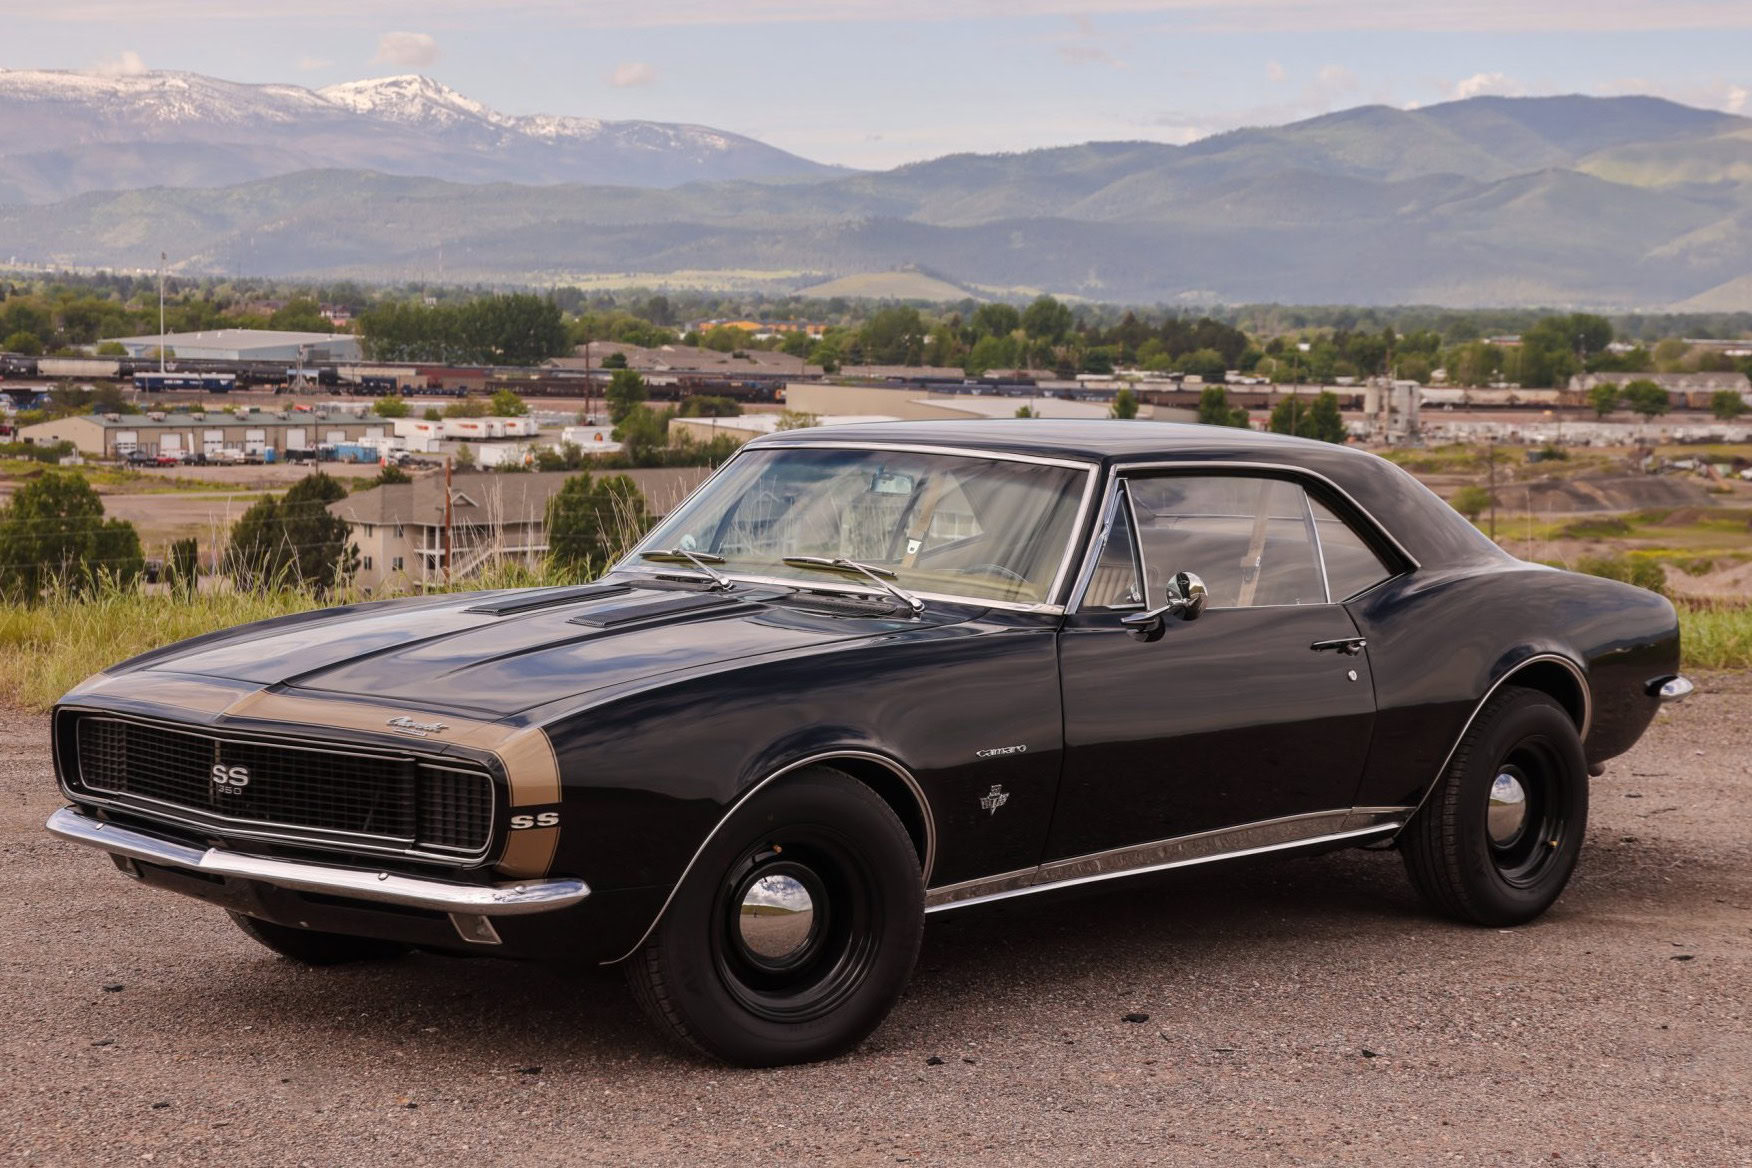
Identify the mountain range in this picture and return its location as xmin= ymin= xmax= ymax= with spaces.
xmin=0 ymin=69 xmax=835 ymax=201
xmin=1 ymin=70 xmax=1750 ymax=309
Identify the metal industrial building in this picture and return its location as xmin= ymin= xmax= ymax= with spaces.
xmin=20 ymin=409 xmax=387 ymax=460
xmin=108 ymin=329 xmax=363 ymax=363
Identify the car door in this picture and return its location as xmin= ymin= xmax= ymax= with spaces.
xmin=1046 ymin=469 xmax=1380 ymax=861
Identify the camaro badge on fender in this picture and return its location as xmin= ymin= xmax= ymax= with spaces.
xmin=979 ymin=785 xmax=1010 ymax=816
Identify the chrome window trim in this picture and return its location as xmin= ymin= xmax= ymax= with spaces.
xmin=924 ymin=806 xmax=1411 ymax=912
xmin=1067 ymin=459 xmax=1419 ymax=614
xmin=1391 ymin=652 xmax=1592 ymax=840
xmin=605 ymin=748 xmax=937 ymax=965
xmin=1303 ymin=488 xmax=1332 ymax=604
xmin=62 ymin=710 xmax=498 ymax=866
xmin=614 ymin=440 xmax=1103 ymax=611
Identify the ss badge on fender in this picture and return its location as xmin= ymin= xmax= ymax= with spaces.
xmin=509 ymin=811 xmax=560 ymax=830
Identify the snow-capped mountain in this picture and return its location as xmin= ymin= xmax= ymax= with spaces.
xmin=0 ymin=68 xmax=836 ymax=203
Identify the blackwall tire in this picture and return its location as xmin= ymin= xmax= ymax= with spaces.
xmin=626 ymin=767 xmax=925 ymax=1067
xmin=1402 ymin=686 xmax=1589 ymax=927
xmin=227 ymin=911 xmax=412 ymax=965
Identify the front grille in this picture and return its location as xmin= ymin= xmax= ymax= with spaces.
xmin=73 ymin=716 xmax=494 ymax=856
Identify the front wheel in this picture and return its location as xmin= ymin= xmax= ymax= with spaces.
xmin=626 ymin=767 xmax=925 ymax=1066
xmin=1402 ymin=686 xmax=1589 ymax=926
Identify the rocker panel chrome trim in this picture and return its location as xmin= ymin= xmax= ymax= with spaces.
xmin=923 ymin=806 xmax=1410 ymax=911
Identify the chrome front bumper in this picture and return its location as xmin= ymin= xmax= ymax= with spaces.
xmin=47 ymin=807 xmax=588 ymax=944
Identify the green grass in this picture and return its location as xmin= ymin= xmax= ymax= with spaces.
xmin=0 ymin=585 xmax=325 ymax=711
xmin=1 ymin=571 xmax=1746 ymax=715
xmin=1678 ymin=603 xmax=1752 ymax=672
xmin=0 ymin=561 xmax=601 ymax=712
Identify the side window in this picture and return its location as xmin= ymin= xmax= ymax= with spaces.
xmin=1081 ymin=488 xmax=1144 ymax=609
xmin=1309 ymin=497 xmax=1395 ymax=600
xmin=1126 ymin=475 xmax=1325 ymax=608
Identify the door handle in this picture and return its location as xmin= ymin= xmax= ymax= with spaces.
xmin=1310 ymin=636 xmax=1367 ymax=656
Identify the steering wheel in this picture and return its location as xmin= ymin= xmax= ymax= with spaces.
xmin=962 ymin=562 xmax=1029 ymax=585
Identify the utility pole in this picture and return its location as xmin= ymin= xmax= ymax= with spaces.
xmin=443 ymin=455 xmax=454 ymax=587
xmin=1487 ymin=438 xmax=1497 ymax=542
xmin=158 ymin=252 xmax=167 ymax=374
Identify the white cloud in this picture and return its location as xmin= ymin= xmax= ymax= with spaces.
xmin=1053 ymin=13 xmax=1126 ymax=68
xmin=1058 ymin=44 xmax=1124 ymax=67
xmin=1728 ymin=85 xmax=1749 ymax=114
xmin=296 ymin=55 xmax=333 ymax=71
xmin=608 ymin=61 xmax=657 ymax=87
xmin=1265 ymin=60 xmax=1287 ymax=83
xmin=371 ymin=31 xmax=440 ymax=68
xmin=1452 ymin=71 xmax=1523 ymax=99
xmin=35 ymin=1 xmax=1752 ymax=32
xmin=1315 ymin=63 xmax=1358 ymax=93
xmin=92 ymin=50 xmax=147 ymax=77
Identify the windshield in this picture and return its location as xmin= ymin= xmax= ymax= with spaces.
xmin=626 ymin=446 xmax=1089 ymax=605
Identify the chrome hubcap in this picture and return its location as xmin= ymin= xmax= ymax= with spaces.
xmin=1487 ymin=770 xmax=1529 ymax=846
xmin=736 ymin=873 xmax=817 ymax=963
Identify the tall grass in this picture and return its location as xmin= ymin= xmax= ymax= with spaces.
xmin=1678 ymin=603 xmax=1752 ymax=673
xmin=2 ymin=574 xmax=1746 ymax=715
xmin=0 ymin=558 xmax=614 ymax=713
xmin=0 ymin=583 xmax=326 ymax=712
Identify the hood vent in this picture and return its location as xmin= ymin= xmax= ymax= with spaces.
xmin=463 ymin=583 xmax=631 ymax=616
xmin=567 ymin=591 xmax=744 ymax=629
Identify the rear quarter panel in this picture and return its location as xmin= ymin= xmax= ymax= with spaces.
xmin=1347 ymin=562 xmax=1679 ymax=809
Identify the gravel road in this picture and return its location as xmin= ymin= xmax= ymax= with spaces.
xmin=3 ymin=680 xmax=1748 ymax=1167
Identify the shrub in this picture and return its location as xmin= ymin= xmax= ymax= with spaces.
xmin=224 ymin=471 xmax=356 ymax=593
xmin=1573 ymin=554 xmax=1666 ymax=595
xmin=0 ymin=470 xmax=143 ymax=601
xmin=546 ymin=473 xmax=651 ymax=572
xmin=1449 ymin=485 xmax=1496 ymax=522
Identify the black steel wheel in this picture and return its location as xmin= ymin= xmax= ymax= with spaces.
xmin=626 ymin=767 xmax=924 ymax=1067
xmin=1402 ymin=686 xmax=1589 ymax=926
xmin=227 ymin=912 xmax=412 ymax=965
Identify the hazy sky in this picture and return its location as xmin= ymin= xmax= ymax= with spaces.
xmin=4 ymin=1 xmax=1750 ymax=167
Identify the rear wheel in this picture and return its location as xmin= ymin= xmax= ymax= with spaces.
xmin=626 ymin=767 xmax=924 ymax=1067
xmin=1402 ymin=686 xmax=1589 ymax=926
xmin=227 ymin=912 xmax=412 ymax=965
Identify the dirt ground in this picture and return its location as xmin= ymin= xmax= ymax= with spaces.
xmin=2 ymin=677 xmax=1749 ymax=1166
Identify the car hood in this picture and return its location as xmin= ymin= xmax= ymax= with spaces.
xmin=109 ymin=582 xmax=965 ymax=718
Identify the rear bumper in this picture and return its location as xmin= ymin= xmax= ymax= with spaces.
xmin=47 ymin=807 xmax=588 ymax=945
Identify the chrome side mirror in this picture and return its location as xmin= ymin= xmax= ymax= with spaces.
xmin=1164 ymin=571 xmax=1207 ymax=619
xmin=1120 ymin=570 xmax=1208 ymax=634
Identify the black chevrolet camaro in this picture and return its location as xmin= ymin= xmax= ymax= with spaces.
xmin=47 ymin=421 xmax=1689 ymax=1066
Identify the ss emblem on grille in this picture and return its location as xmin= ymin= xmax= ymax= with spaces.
xmin=211 ymin=764 xmax=251 ymax=793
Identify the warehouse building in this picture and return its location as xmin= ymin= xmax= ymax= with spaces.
xmin=19 ymin=408 xmax=388 ymax=460
xmin=109 ymin=328 xmax=363 ymax=363
xmin=331 ymin=467 xmax=712 ymax=593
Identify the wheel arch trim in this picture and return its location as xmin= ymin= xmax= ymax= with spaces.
xmin=602 ymin=749 xmax=935 ymax=965
xmin=1393 ymin=650 xmax=1591 ymax=840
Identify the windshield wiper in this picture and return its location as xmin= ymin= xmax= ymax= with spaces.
xmin=782 ymin=556 xmax=925 ymax=614
xmin=639 ymin=548 xmax=735 ymax=592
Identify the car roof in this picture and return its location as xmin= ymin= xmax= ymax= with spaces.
xmin=749 ymin=419 xmax=1508 ymax=572
xmin=750 ymin=418 xmax=1330 ymax=463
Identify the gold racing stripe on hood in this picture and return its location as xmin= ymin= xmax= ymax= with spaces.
xmin=63 ymin=671 xmax=252 ymax=714
xmin=222 ymin=691 xmax=562 ymax=878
